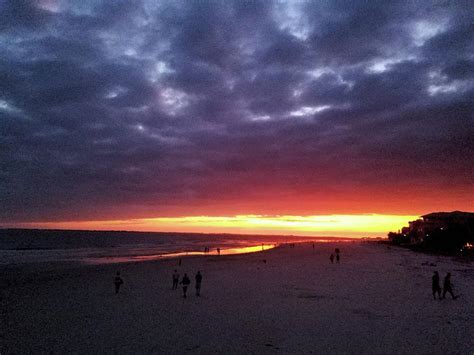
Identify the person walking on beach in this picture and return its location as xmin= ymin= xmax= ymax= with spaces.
xmin=114 ymin=271 xmax=124 ymax=294
xmin=195 ymin=271 xmax=203 ymax=296
xmin=172 ymin=269 xmax=179 ymax=290
xmin=330 ymin=254 xmax=335 ymax=263
xmin=180 ymin=273 xmax=191 ymax=298
xmin=335 ymin=248 xmax=340 ymax=263
xmin=432 ymin=271 xmax=441 ymax=299
xmin=442 ymin=272 xmax=457 ymax=299
xmin=217 ymin=248 xmax=221 ymax=255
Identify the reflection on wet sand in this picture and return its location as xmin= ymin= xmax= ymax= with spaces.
xmin=83 ymin=244 xmax=277 ymax=265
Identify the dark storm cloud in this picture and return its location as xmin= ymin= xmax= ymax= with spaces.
xmin=1 ymin=0 xmax=473 ymax=221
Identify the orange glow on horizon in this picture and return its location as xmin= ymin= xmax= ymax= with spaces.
xmin=4 ymin=214 xmax=419 ymax=238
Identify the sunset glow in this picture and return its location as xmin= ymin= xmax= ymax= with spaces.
xmin=9 ymin=214 xmax=418 ymax=237
xmin=1 ymin=1 xmax=472 ymax=236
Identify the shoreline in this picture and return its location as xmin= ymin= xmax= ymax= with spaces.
xmin=0 ymin=236 xmax=361 ymax=268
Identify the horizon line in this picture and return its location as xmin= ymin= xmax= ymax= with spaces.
xmin=0 ymin=213 xmax=420 ymax=238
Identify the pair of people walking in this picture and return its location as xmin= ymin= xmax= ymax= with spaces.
xmin=173 ymin=270 xmax=203 ymax=298
xmin=432 ymin=271 xmax=457 ymax=299
xmin=330 ymin=248 xmax=340 ymax=263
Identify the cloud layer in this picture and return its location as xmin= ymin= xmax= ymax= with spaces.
xmin=1 ymin=0 xmax=473 ymax=222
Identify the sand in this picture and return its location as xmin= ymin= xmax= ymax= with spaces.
xmin=1 ymin=241 xmax=473 ymax=354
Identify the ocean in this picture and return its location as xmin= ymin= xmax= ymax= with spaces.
xmin=0 ymin=229 xmax=345 ymax=265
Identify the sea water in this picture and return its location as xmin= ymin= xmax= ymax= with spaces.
xmin=0 ymin=229 xmax=331 ymax=265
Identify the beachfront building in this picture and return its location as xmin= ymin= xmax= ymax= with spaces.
xmin=421 ymin=211 xmax=474 ymax=233
xmin=389 ymin=211 xmax=474 ymax=246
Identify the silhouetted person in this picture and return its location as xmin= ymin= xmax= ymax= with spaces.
xmin=195 ymin=271 xmax=202 ymax=296
xmin=336 ymin=253 xmax=340 ymax=263
xmin=172 ymin=269 xmax=179 ymax=290
xmin=432 ymin=271 xmax=441 ymax=299
xmin=217 ymin=248 xmax=221 ymax=255
xmin=442 ymin=273 xmax=457 ymax=299
xmin=330 ymin=254 xmax=335 ymax=263
xmin=312 ymin=243 xmax=315 ymax=249
xmin=114 ymin=271 xmax=124 ymax=294
xmin=181 ymin=273 xmax=191 ymax=298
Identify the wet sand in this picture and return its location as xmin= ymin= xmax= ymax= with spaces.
xmin=1 ymin=241 xmax=473 ymax=354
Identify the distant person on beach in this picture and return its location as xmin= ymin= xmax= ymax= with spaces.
xmin=217 ymin=248 xmax=221 ymax=255
xmin=442 ymin=273 xmax=457 ymax=299
xmin=432 ymin=271 xmax=441 ymax=299
xmin=336 ymin=253 xmax=340 ymax=263
xmin=312 ymin=243 xmax=315 ymax=249
xmin=330 ymin=254 xmax=334 ymax=263
xmin=114 ymin=271 xmax=124 ymax=294
xmin=172 ymin=270 xmax=179 ymax=290
xmin=180 ymin=273 xmax=191 ymax=298
xmin=195 ymin=271 xmax=202 ymax=296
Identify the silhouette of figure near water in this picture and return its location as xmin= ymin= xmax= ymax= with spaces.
xmin=432 ymin=271 xmax=441 ymax=299
xmin=335 ymin=248 xmax=340 ymax=263
xmin=442 ymin=273 xmax=457 ymax=299
xmin=172 ymin=269 xmax=179 ymax=290
xmin=330 ymin=254 xmax=335 ymax=263
xmin=114 ymin=271 xmax=124 ymax=294
xmin=181 ymin=273 xmax=191 ymax=298
xmin=195 ymin=271 xmax=202 ymax=296
xmin=217 ymin=248 xmax=221 ymax=255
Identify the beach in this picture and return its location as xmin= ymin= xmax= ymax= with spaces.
xmin=1 ymin=241 xmax=473 ymax=354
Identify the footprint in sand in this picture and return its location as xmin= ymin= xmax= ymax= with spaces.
xmin=265 ymin=343 xmax=280 ymax=350
xmin=185 ymin=345 xmax=200 ymax=351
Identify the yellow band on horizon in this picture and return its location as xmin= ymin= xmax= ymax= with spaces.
xmin=5 ymin=214 xmax=418 ymax=238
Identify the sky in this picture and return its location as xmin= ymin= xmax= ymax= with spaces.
xmin=0 ymin=0 xmax=473 ymax=236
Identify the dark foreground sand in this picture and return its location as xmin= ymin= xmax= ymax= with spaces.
xmin=1 ymin=241 xmax=473 ymax=354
